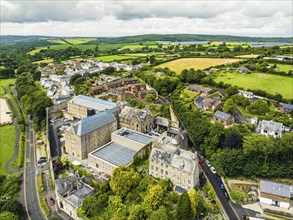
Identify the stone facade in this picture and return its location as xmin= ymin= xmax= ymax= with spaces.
xmin=119 ymin=106 xmax=154 ymax=133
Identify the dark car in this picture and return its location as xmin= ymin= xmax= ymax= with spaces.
xmin=49 ymin=198 xmax=55 ymax=205
xmin=223 ymin=190 xmax=229 ymax=199
xmin=219 ymin=183 xmax=225 ymax=189
xmin=215 ymin=174 xmax=221 ymax=182
xmin=40 ymin=157 xmax=47 ymax=160
xmin=37 ymin=158 xmax=47 ymax=164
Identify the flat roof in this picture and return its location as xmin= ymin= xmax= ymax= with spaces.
xmin=114 ymin=128 xmax=152 ymax=144
xmin=92 ymin=142 xmax=136 ymax=166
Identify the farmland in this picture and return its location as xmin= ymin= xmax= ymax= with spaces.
xmin=157 ymin=58 xmax=241 ymax=73
xmin=0 ymin=124 xmax=16 ymax=174
xmin=276 ymin=64 xmax=293 ymax=73
xmin=95 ymin=55 xmax=140 ymax=62
xmin=0 ymin=79 xmax=15 ymax=97
xmin=214 ymin=72 xmax=293 ymax=99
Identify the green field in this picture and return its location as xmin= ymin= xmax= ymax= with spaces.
xmin=48 ymin=39 xmax=68 ymax=45
xmin=0 ymin=79 xmax=15 ymax=97
xmin=33 ymin=59 xmax=54 ymax=64
xmin=276 ymin=64 xmax=293 ymax=73
xmin=95 ymin=55 xmax=139 ymax=62
xmin=0 ymin=124 xmax=16 ymax=174
xmin=64 ymin=38 xmax=96 ymax=45
xmin=157 ymin=58 xmax=241 ymax=74
xmin=214 ymin=72 xmax=293 ymax=99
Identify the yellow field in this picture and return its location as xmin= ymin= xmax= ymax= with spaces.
xmin=236 ymin=54 xmax=260 ymax=58
xmin=157 ymin=58 xmax=241 ymax=74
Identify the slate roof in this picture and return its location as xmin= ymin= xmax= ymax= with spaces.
xmin=260 ymin=180 xmax=292 ymax=198
xmin=214 ymin=110 xmax=232 ymax=121
xmin=92 ymin=142 xmax=136 ymax=166
xmin=114 ymin=128 xmax=153 ymax=144
xmin=282 ymin=103 xmax=293 ymax=111
xmin=72 ymin=112 xmax=116 ymax=136
xmin=260 ymin=120 xmax=283 ymax=133
xmin=70 ymin=95 xmax=119 ymax=112
xmin=194 ymin=96 xmax=204 ymax=103
xmin=155 ymin=116 xmax=170 ymax=127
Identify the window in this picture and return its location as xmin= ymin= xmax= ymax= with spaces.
xmin=161 ymin=169 xmax=163 ymax=174
xmin=165 ymin=171 xmax=168 ymax=175
xmin=156 ymin=167 xmax=158 ymax=171
xmin=188 ymin=180 xmax=191 ymax=184
xmin=151 ymin=165 xmax=154 ymax=170
xmin=96 ymin=163 xmax=99 ymax=168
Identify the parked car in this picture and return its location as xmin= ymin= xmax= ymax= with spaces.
xmin=219 ymin=182 xmax=225 ymax=189
xmin=198 ymin=159 xmax=205 ymax=166
xmin=205 ymin=160 xmax=211 ymax=167
xmin=210 ymin=166 xmax=216 ymax=174
xmin=215 ymin=173 xmax=221 ymax=182
xmin=37 ymin=158 xmax=47 ymax=164
xmin=39 ymin=156 xmax=46 ymax=160
xmin=49 ymin=198 xmax=55 ymax=205
xmin=223 ymin=190 xmax=229 ymax=199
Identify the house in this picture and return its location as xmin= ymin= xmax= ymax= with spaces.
xmin=128 ymin=83 xmax=146 ymax=94
xmin=55 ymin=175 xmax=94 ymax=220
xmin=280 ymin=103 xmax=293 ymax=115
xmin=239 ymin=90 xmax=254 ymax=99
xmin=138 ymin=89 xmax=157 ymax=100
xmin=154 ymin=116 xmax=170 ymax=131
xmin=194 ymin=96 xmax=204 ymax=109
xmin=103 ymin=80 xmax=122 ymax=91
xmin=275 ymin=55 xmax=293 ymax=61
xmin=64 ymin=111 xmax=117 ymax=160
xmin=236 ymin=66 xmax=250 ymax=74
xmin=213 ymin=110 xmax=234 ymax=126
xmin=88 ymin=128 xmax=152 ymax=176
xmin=257 ymin=120 xmax=284 ymax=138
xmin=149 ymin=145 xmax=199 ymax=191
xmin=47 ymin=85 xmax=58 ymax=97
xmin=88 ymin=86 xmax=104 ymax=95
xmin=194 ymin=96 xmax=221 ymax=111
xmin=188 ymin=84 xmax=213 ymax=97
xmin=122 ymin=78 xmax=138 ymax=86
xmin=118 ymin=106 xmax=154 ymax=133
xmin=259 ymin=180 xmax=293 ymax=209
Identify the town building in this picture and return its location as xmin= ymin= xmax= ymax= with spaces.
xmin=259 ymin=180 xmax=293 ymax=209
xmin=239 ymin=90 xmax=254 ymax=99
xmin=55 ymin=175 xmax=94 ymax=220
xmin=138 ymin=89 xmax=157 ymax=100
xmin=154 ymin=116 xmax=170 ymax=132
xmin=149 ymin=145 xmax=199 ymax=191
xmin=88 ymin=128 xmax=152 ymax=176
xmin=257 ymin=120 xmax=284 ymax=138
xmin=122 ymin=78 xmax=138 ymax=85
xmin=64 ymin=111 xmax=117 ymax=160
xmin=188 ymin=84 xmax=213 ymax=97
xmin=88 ymin=86 xmax=104 ymax=95
xmin=213 ymin=110 xmax=234 ymax=126
xmin=103 ymin=80 xmax=122 ymax=91
xmin=67 ymin=95 xmax=120 ymax=119
xmin=194 ymin=96 xmax=221 ymax=111
xmin=118 ymin=106 xmax=154 ymax=133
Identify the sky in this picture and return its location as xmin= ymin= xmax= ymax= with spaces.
xmin=1 ymin=0 xmax=292 ymax=37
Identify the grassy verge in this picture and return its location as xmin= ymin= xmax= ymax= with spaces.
xmin=40 ymin=196 xmax=50 ymax=216
xmin=37 ymin=172 xmax=44 ymax=192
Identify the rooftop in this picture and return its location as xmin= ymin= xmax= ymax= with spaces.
xmin=114 ymin=128 xmax=153 ymax=145
xmin=70 ymin=95 xmax=119 ymax=113
xmin=282 ymin=103 xmax=293 ymax=110
xmin=91 ymin=142 xmax=136 ymax=166
xmin=260 ymin=120 xmax=283 ymax=133
xmin=214 ymin=110 xmax=232 ymax=121
xmin=194 ymin=96 xmax=204 ymax=103
xmin=72 ymin=112 xmax=116 ymax=136
xmin=260 ymin=180 xmax=292 ymax=198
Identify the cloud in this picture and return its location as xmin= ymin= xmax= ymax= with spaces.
xmin=0 ymin=0 xmax=292 ymax=37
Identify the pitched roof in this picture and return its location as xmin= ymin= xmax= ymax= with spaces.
xmin=155 ymin=116 xmax=170 ymax=127
xmin=260 ymin=120 xmax=283 ymax=133
xmin=194 ymin=96 xmax=204 ymax=103
xmin=70 ymin=95 xmax=119 ymax=113
xmin=282 ymin=103 xmax=293 ymax=110
xmin=214 ymin=110 xmax=232 ymax=121
xmin=72 ymin=112 xmax=116 ymax=136
xmin=260 ymin=180 xmax=292 ymax=198
xmin=119 ymin=106 xmax=152 ymax=122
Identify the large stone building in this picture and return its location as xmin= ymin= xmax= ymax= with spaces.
xmin=88 ymin=128 xmax=153 ymax=176
xmin=118 ymin=106 xmax=154 ymax=133
xmin=65 ymin=111 xmax=117 ymax=159
xmin=67 ymin=95 xmax=120 ymax=119
xmin=149 ymin=145 xmax=199 ymax=191
xmin=55 ymin=175 xmax=94 ymax=220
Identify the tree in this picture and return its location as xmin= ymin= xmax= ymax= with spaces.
xmin=128 ymin=205 xmax=146 ymax=220
xmin=144 ymin=184 xmax=165 ymax=209
xmin=223 ymin=99 xmax=235 ymax=114
xmin=0 ymin=211 xmax=18 ymax=220
xmin=248 ymin=100 xmax=270 ymax=115
xmin=146 ymin=93 xmax=155 ymax=102
xmin=217 ymin=149 xmax=246 ymax=176
xmin=149 ymin=206 xmax=169 ymax=220
xmin=1 ymin=199 xmax=24 ymax=216
xmin=222 ymin=132 xmax=243 ymax=149
xmin=226 ymin=86 xmax=239 ymax=96
xmin=274 ymin=93 xmax=282 ymax=102
xmin=0 ymin=68 xmax=15 ymax=78
xmin=109 ymin=165 xmax=140 ymax=198
xmin=175 ymin=192 xmax=193 ymax=220
xmin=188 ymin=189 xmax=199 ymax=218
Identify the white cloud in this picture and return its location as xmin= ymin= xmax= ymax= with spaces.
xmin=0 ymin=0 xmax=292 ymax=37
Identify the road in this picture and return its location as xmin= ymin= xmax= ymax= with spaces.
xmin=48 ymin=120 xmax=63 ymax=159
xmin=24 ymin=115 xmax=46 ymax=220
xmin=199 ymin=154 xmax=239 ymax=220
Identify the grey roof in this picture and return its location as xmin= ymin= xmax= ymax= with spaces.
xmin=214 ymin=110 xmax=232 ymax=121
xmin=155 ymin=116 xmax=170 ymax=127
xmin=260 ymin=120 xmax=283 ymax=133
xmin=70 ymin=95 xmax=120 ymax=113
xmin=114 ymin=128 xmax=153 ymax=144
xmin=282 ymin=103 xmax=293 ymax=110
xmin=72 ymin=112 xmax=116 ymax=136
xmin=260 ymin=180 xmax=292 ymax=198
xmin=194 ymin=96 xmax=204 ymax=103
xmin=239 ymin=90 xmax=253 ymax=95
xmin=92 ymin=142 xmax=136 ymax=166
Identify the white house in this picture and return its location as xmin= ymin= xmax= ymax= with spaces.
xmin=257 ymin=120 xmax=284 ymax=138
xmin=239 ymin=90 xmax=254 ymax=99
xmin=259 ymin=180 xmax=293 ymax=209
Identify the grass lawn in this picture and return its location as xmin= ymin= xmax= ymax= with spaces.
xmin=33 ymin=59 xmax=54 ymax=64
xmin=236 ymin=54 xmax=260 ymax=59
xmin=27 ymin=47 xmax=48 ymax=55
xmin=157 ymin=58 xmax=241 ymax=74
xmin=0 ymin=79 xmax=15 ymax=97
xmin=95 ymin=55 xmax=139 ymax=62
xmin=63 ymin=38 xmax=96 ymax=45
xmin=276 ymin=64 xmax=293 ymax=73
xmin=0 ymin=124 xmax=16 ymax=174
xmin=214 ymin=72 xmax=293 ymax=99
xmin=48 ymin=39 xmax=69 ymax=45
